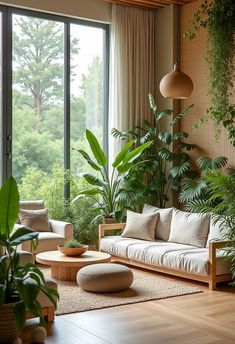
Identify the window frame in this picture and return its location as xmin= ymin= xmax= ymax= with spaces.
xmin=0 ymin=5 xmax=109 ymax=194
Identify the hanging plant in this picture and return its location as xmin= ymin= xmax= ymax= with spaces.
xmin=184 ymin=0 xmax=235 ymax=146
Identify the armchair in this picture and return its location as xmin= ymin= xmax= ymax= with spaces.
xmin=14 ymin=200 xmax=73 ymax=254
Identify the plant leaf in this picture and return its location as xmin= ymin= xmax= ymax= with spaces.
xmin=0 ymin=176 xmax=19 ymax=236
xmin=73 ymin=149 xmax=101 ymax=171
xmin=158 ymin=132 xmax=172 ymax=145
xmin=72 ymin=189 xmax=102 ymax=203
xmin=0 ymin=284 xmax=6 ymax=308
xmin=14 ymin=301 xmax=26 ymax=331
xmin=79 ymin=173 xmax=106 ymax=188
xmin=112 ymin=140 xmax=134 ymax=168
xmin=121 ymin=141 xmax=153 ymax=165
xmin=86 ymin=129 xmax=107 ymax=166
xmin=9 ymin=227 xmax=38 ymax=245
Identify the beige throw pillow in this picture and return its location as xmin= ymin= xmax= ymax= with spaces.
xmin=142 ymin=204 xmax=173 ymax=241
xmin=168 ymin=209 xmax=210 ymax=248
xmin=19 ymin=208 xmax=51 ymax=232
xmin=121 ymin=210 xmax=158 ymax=241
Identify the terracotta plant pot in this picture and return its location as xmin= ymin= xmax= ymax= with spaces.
xmin=103 ymin=217 xmax=116 ymax=224
xmin=0 ymin=302 xmax=20 ymax=343
xmin=57 ymin=244 xmax=88 ymax=256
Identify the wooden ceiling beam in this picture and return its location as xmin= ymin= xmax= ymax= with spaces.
xmin=105 ymin=0 xmax=195 ymax=10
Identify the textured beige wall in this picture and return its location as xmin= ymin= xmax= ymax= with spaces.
xmin=0 ymin=0 xmax=111 ymax=22
xmin=180 ymin=0 xmax=235 ymax=168
xmin=155 ymin=5 xmax=176 ymax=113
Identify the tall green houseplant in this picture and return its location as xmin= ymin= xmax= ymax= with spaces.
xmin=72 ymin=129 xmax=152 ymax=222
xmin=112 ymin=94 xmax=196 ymax=208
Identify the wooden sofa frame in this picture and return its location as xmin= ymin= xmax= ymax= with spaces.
xmin=99 ymin=223 xmax=232 ymax=290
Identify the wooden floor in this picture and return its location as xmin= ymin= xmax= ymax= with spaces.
xmin=22 ymin=268 xmax=235 ymax=344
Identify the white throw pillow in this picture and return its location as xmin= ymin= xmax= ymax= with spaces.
xmin=142 ymin=204 xmax=173 ymax=241
xmin=121 ymin=210 xmax=159 ymax=241
xmin=206 ymin=218 xmax=230 ymax=247
xmin=168 ymin=209 xmax=210 ymax=248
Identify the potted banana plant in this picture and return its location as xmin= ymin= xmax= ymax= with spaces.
xmin=72 ymin=129 xmax=152 ymax=223
xmin=0 ymin=176 xmax=59 ymax=343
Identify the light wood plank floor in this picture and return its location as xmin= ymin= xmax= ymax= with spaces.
xmin=22 ymin=268 xmax=235 ymax=344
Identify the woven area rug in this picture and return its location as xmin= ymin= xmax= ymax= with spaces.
xmin=41 ymin=267 xmax=202 ymax=315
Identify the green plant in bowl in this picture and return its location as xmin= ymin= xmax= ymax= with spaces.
xmin=64 ymin=239 xmax=82 ymax=248
xmin=58 ymin=239 xmax=88 ymax=256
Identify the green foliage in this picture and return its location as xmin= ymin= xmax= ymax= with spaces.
xmin=0 ymin=177 xmax=59 ymax=331
xmin=185 ymin=170 xmax=235 ymax=286
xmin=179 ymin=156 xmax=228 ymax=205
xmin=184 ymin=0 xmax=235 ymax=146
xmin=64 ymin=239 xmax=82 ymax=248
xmin=112 ymin=94 xmax=196 ymax=208
xmin=72 ymin=129 xmax=152 ymax=222
xmin=13 ymin=16 xmax=79 ymax=120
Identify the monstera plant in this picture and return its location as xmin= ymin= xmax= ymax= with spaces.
xmin=72 ymin=129 xmax=152 ymax=222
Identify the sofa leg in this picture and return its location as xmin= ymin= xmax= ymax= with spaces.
xmin=209 ymin=279 xmax=217 ymax=290
xmin=44 ymin=306 xmax=55 ymax=322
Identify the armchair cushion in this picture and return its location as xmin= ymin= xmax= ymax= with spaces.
xmin=19 ymin=208 xmax=51 ymax=232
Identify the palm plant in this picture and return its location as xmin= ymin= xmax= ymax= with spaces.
xmin=72 ymin=129 xmax=152 ymax=222
xmin=179 ymin=156 xmax=228 ymax=204
xmin=112 ymin=93 xmax=196 ymax=208
xmin=0 ymin=176 xmax=59 ymax=333
xmin=185 ymin=169 xmax=235 ymax=286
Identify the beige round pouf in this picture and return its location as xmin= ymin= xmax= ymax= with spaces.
xmin=77 ymin=263 xmax=134 ymax=293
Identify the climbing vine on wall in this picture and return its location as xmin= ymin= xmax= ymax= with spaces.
xmin=184 ymin=0 xmax=235 ymax=146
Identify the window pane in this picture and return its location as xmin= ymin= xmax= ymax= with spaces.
xmin=12 ymin=14 xmax=64 ymax=198
xmin=0 ymin=11 xmax=2 ymax=186
xmin=70 ymin=24 xmax=104 ymax=174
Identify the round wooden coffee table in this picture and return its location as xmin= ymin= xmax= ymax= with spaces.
xmin=36 ymin=250 xmax=111 ymax=281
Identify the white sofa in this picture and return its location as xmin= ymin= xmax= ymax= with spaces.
xmin=99 ymin=205 xmax=232 ymax=290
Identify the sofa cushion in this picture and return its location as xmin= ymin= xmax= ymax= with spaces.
xmin=100 ymin=236 xmax=231 ymax=276
xmin=207 ymin=218 xmax=230 ymax=247
xmin=142 ymin=204 xmax=173 ymax=241
xmin=19 ymin=208 xmax=51 ymax=232
xmin=168 ymin=209 xmax=210 ymax=248
xmin=100 ymin=236 xmax=147 ymax=258
xmin=121 ymin=210 xmax=158 ymax=241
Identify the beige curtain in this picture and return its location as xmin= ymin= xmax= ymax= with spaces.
xmin=109 ymin=4 xmax=156 ymax=162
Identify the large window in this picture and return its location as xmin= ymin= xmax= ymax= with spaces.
xmin=0 ymin=8 xmax=109 ymax=200
xmin=12 ymin=14 xmax=65 ymax=187
xmin=70 ymin=24 xmax=105 ymax=174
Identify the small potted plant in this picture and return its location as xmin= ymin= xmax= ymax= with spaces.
xmin=0 ymin=176 xmax=59 ymax=343
xmin=58 ymin=239 xmax=88 ymax=256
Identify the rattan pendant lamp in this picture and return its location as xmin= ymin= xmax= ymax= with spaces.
xmin=159 ymin=2 xmax=193 ymax=99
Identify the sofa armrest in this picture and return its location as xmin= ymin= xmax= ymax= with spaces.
xmin=49 ymin=219 xmax=73 ymax=241
xmin=209 ymin=240 xmax=231 ymax=277
xmin=99 ymin=223 xmax=126 ymax=251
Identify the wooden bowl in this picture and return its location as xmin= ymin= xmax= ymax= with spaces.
xmin=57 ymin=244 xmax=88 ymax=256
